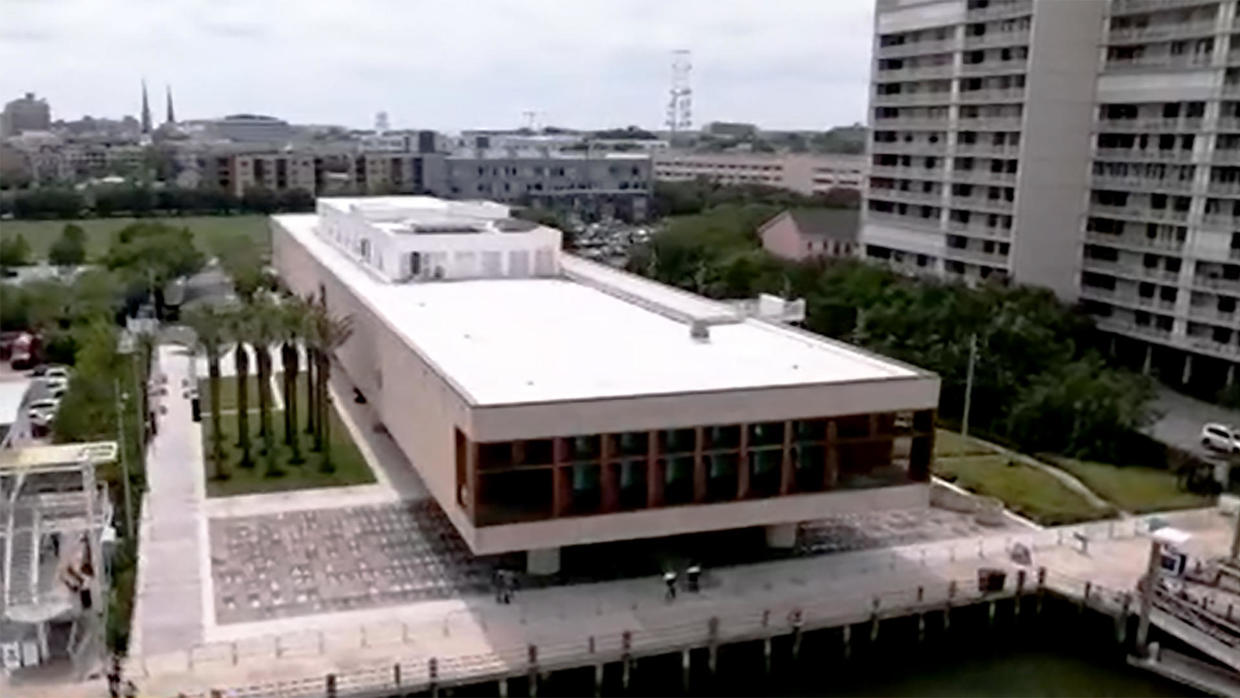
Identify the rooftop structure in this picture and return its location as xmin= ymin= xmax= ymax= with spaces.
xmin=1 ymin=93 xmax=50 ymax=139
xmin=272 ymin=196 xmax=939 ymax=574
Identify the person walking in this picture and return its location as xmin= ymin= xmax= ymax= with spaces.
xmin=663 ymin=570 xmax=677 ymax=601
xmin=686 ymin=562 xmax=702 ymax=593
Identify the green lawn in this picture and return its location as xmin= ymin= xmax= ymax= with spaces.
xmin=199 ymin=373 xmax=282 ymax=412
xmin=1041 ymin=456 xmax=1213 ymax=514
xmin=934 ymin=455 xmax=1116 ymax=526
xmin=934 ymin=428 xmax=993 ymax=458
xmin=1 ymin=215 xmax=269 ymax=261
xmin=202 ymin=406 xmax=374 ymax=497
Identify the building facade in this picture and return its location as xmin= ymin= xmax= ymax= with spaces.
xmin=759 ymin=208 xmax=861 ymax=261
xmin=272 ymin=197 xmax=939 ymax=573
xmin=653 ymin=151 xmax=865 ymax=196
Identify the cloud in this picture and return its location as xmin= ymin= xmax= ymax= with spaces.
xmin=0 ymin=0 xmax=873 ymax=130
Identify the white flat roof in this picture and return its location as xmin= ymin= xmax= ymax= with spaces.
xmin=275 ymin=214 xmax=926 ymax=406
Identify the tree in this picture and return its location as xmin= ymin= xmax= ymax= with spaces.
xmin=230 ymin=311 xmax=254 ymax=468
xmin=279 ymin=296 xmax=310 ymax=463
xmin=49 ymin=223 xmax=88 ymax=266
xmin=0 ymin=232 xmax=31 ymax=267
xmin=105 ymin=222 xmax=205 ymax=317
xmin=276 ymin=188 xmax=315 ymax=212
xmin=185 ymin=304 xmax=232 ymax=479
xmin=241 ymin=186 xmax=278 ymax=214
xmin=212 ymin=232 xmax=265 ymax=299
xmin=247 ymin=295 xmax=283 ymax=476
xmin=306 ymin=303 xmax=353 ymax=471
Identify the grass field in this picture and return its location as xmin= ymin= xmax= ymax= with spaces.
xmin=1041 ymin=456 xmax=1213 ymax=514
xmin=202 ymin=406 xmax=373 ymax=497
xmin=933 ymin=429 xmax=993 ymax=458
xmin=934 ymin=454 xmax=1116 ymax=526
xmin=0 ymin=215 xmax=269 ymax=261
xmin=199 ymin=373 xmax=290 ymax=413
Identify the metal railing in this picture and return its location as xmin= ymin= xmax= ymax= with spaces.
xmin=877 ymin=38 xmax=960 ymax=59
xmin=1095 ymin=148 xmax=1195 ymax=163
xmin=963 ymin=31 xmax=1030 ymax=49
xmin=1089 ymin=204 xmax=1189 ymax=223
xmin=1092 ymin=173 xmax=1194 ymax=192
xmin=1106 ymin=53 xmax=1214 ymax=72
xmin=956 ymin=88 xmax=1026 ymax=103
xmin=1097 ymin=117 xmax=1203 ymax=132
xmin=1107 ymin=21 xmax=1217 ymax=44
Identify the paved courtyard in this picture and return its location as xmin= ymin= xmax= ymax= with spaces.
xmin=207 ymin=498 xmax=1018 ymax=625
xmin=209 ymin=501 xmax=493 ymax=624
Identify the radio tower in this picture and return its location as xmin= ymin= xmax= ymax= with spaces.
xmin=666 ymin=50 xmax=692 ymax=144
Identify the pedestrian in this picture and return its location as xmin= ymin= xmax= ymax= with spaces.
xmin=664 ymin=570 xmax=677 ymax=601
xmin=106 ymin=659 xmax=121 ymax=698
xmin=686 ymin=562 xmax=701 ymax=593
xmin=493 ymin=569 xmax=504 ymax=603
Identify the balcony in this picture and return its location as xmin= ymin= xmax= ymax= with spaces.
xmin=1082 ymin=258 xmax=1181 ymax=282
xmin=956 ymin=88 xmax=1026 ymax=103
xmin=870 ymin=141 xmax=949 ymax=155
xmin=869 ymin=188 xmax=944 ymax=206
xmin=872 ymin=117 xmax=950 ymax=130
xmin=959 ymin=60 xmax=1027 ymax=77
xmin=1095 ymin=147 xmax=1195 ymax=164
xmin=1213 ymin=149 xmax=1240 ymax=164
xmin=1107 ymin=21 xmax=1217 ymax=44
xmin=950 ymin=169 xmax=1017 ymax=185
xmin=1081 ymin=287 xmax=1178 ymax=312
xmin=1095 ymin=317 xmax=1174 ymax=342
xmin=1201 ymin=212 xmax=1240 ymax=229
xmin=1096 ymin=117 xmax=1203 ymax=132
xmin=956 ymin=116 xmax=1023 ymax=131
xmin=866 ymin=210 xmax=944 ymax=231
xmin=1216 ymin=117 xmax=1240 ymax=131
xmin=963 ymin=31 xmax=1031 ymax=49
xmin=1188 ymin=305 xmax=1240 ymax=324
xmin=877 ymin=38 xmax=960 ymax=59
xmin=955 ymin=142 xmax=1022 ymax=156
xmin=1223 ymin=82 xmax=1240 ymax=97
xmin=966 ymin=0 xmax=1033 ymax=19
xmin=1188 ymin=336 xmax=1240 ymax=358
xmin=1091 ymin=172 xmax=1194 ymax=192
xmin=868 ymin=164 xmax=944 ymax=179
xmin=1193 ymin=275 xmax=1240 ymax=293
xmin=949 ymin=195 xmax=1015 ymax=213
xmin=1084 ymin=230 xmax=1186 ymax=253
xmin=1089 ymin=203 xmax=1190 ymax=223
xmin=1111 ymin=0 xmax=1220 ymax=16
xmin=1208 ymin=180 xmax=1240 ymax=197
xmin=943 ymin=245 xmax=1011 ymax=266
xmin=946 ymin=219 xmax=1012 ymax=239
xmin=873 ymin=91 xmax=954 ymax=106
xmin=875 ymin=65 xmax=955 ymax=81
xmin=1105 ymin=53 xmax=1215 ymax=72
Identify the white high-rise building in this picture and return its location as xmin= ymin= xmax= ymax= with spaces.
xmin=862 ymin=0 xmax=1240 ymax=390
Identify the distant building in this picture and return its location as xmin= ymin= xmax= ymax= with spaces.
xmin=1 ymin=93 xmax=51 ymax=137
xmin=204 ymin=114 xmax=293 ymax=143
xmin=653 ymin=151 xmax=864 ymax=196
xmin=703 ymin=121 xmax=758 ymax=139
xmin=759 ymin=209 xmax=860 ymax=262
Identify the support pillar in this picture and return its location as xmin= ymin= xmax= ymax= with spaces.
xmin=1137 ymin=540 xmax=1162 ymax=652
xmin=763 ymin=636 xmax=772 ymax=675
xmin=621 ymin=631 xmax=632 ymax=691
xmin=988 ymin=600 xmax=996 ymax=627
xmin=917 ymin=613 xmax=926 ymax=643
xmin=528 ymin=645 xmax=539 ymax=698
xmin=1182 ymin=354 xmax=1193 ymax=386
xmin=1142 ymin=344 xmax=1153 ymax=376
xmin=499 ymin=678 xmax=508 ymax=698
xmin=1228 ymin=364 xmax=1236 ymax=389
xmin=707 ymin=617 xmax=719 ymax=676
xmin=842 ymin=624 xmax=852 ymax=660
xmin=593 ymin=664 xmax=603 ymax=698
xmin=526 ymin=548 xmax=561 ymax=576
xmin=765 ymin=523 xmax=797 ymax=549
xmin=682 ymin=648 xmax=692 ymax=692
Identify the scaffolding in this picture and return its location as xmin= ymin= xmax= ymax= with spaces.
xmin=0 ymin=441 xmax=116 ymax=678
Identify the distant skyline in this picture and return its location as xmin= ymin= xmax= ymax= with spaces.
xmin=1 ymin=0 xmax=874 ymax=132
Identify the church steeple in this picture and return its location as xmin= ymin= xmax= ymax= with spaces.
xmin=165 ymin=85 xmax=175 ymax=124
xmin=140 ymin=79 xmax=152 ymax=134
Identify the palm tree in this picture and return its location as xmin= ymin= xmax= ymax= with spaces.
xmin=279 ymin=296 xmax=310 ymax=463
xmin=307 ymin=304 xmax=353 ymax=472
xmin=304 ymin=295 xmax=318 ymax=440
xmin=185 ymin=305 xmax=232 ymax=479
xmin=248 ymin=295 xmax=283 ymax=475
xmin=230 ymin=310 xmax=254 ymax=468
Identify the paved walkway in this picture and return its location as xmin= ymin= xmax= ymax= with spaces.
xmin=132 ymin=344 xmax=208 ymax=658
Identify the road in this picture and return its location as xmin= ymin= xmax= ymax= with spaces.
xmin=1148 ymin=385 xmax=1238 ymax=465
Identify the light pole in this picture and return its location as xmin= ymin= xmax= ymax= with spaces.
xmin=961 ymin=333 xmax=978 ymax=438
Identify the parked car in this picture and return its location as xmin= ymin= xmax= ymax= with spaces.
xmin=27 ymin=398 xmax=60 ymax=428
xmin=43 ymin=366 xmax=70 ymax=381
xmin=44 ymin=376 xmax=68 ymax=393
xmin=1201 ymin=423 xmax=1240 ymax=454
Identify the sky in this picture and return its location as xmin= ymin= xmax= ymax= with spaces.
xmin=1 ymin=0 xmax=874 ymax=132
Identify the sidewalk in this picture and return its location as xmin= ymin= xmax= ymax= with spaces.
xmin=132 ymin=344 xmax=208 ymax=658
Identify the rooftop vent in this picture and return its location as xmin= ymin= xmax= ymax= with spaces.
xmin=690 ymin=320 xmax=710 ymax=342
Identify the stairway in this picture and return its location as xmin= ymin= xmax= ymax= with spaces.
xmin=3 ymin=505 xmax=37 ymax=614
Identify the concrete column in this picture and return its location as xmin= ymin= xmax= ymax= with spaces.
xmin=842 ymin=624 xmax=852 ymax=660
xmin=1181 ymin=354 xmax=1193 ymax=386
xmin=526 ymin=547 xmax=560 ymax=576
xmin=1227 ymin=363 xmax=1236 ymax=389
xmin=593 ymin=664 xmax=603 ymax=697
xmin=765 ymin=523 xmax=797 ymax=549
xmin=1142 ymin=344 xmax=1153 ymax=376
xmin=682 ymin=649 xmax=692 ymax=691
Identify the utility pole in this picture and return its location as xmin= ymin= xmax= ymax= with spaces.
xmin=961 ymin=333 xmax=978 ymax=438
xmin=114 ymin=378 xmax=134 ymax=539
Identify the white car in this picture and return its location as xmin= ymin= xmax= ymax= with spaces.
xmin=27 ymin=398 xmax=60 ymax=427
xmin=43 ymin=366 xmax=70 ymax=381
xmin=1201 ymin=423 xmax=1240 ymax=454
xmin=45 ymin=376 xmax=68 ymax=393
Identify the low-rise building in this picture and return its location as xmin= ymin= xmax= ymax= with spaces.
xmin=759 ymin=208 xmax=860 ymax=262
xmin=653 ymin=151 xmax=865 ymax=196
xmin=271 ymin=196 xmax=939 ymax=574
